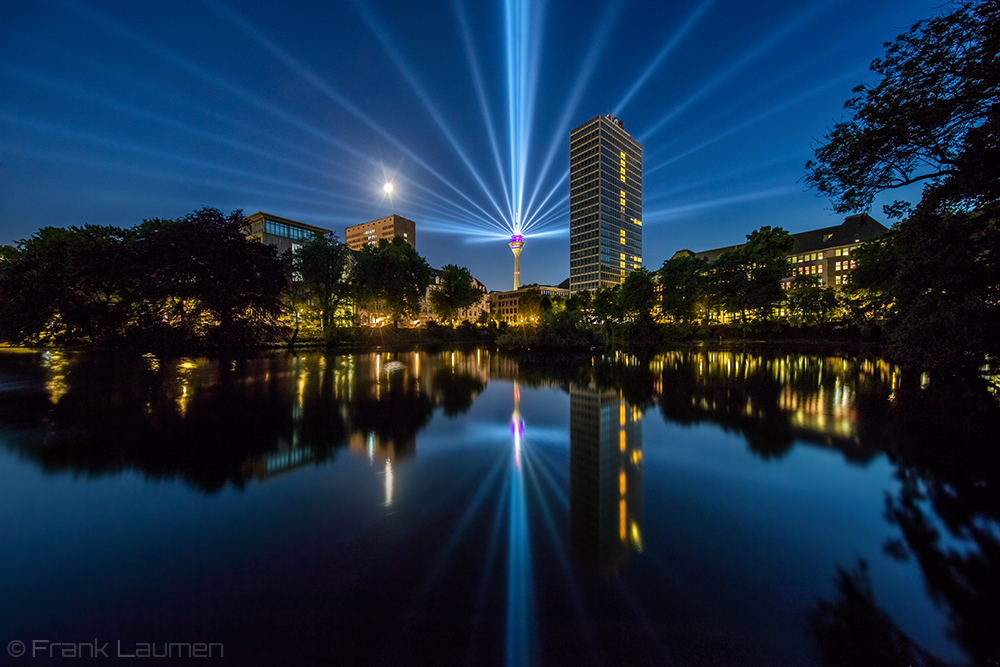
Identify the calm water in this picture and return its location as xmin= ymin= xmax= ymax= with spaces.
xmin=1 ymin=348 xmax=997 ymax=666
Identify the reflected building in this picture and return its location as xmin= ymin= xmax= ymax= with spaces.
xmin=569 ymin=384 xmax=643 ymax=573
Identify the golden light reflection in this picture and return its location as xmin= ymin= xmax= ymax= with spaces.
xmin=142 ymin=352 xmax=160 ymax=372
xmin=175 ymin=358 xmax=198 ymax=416
xmin=41 ymin=350 xmax=69 ymax=404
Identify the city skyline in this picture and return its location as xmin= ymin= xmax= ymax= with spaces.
xmin=1 ymin=0 xmax=932 ymax=291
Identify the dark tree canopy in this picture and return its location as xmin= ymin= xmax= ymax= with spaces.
xmin=710 ymin=226 xmax=793 ymax=323
xmin=428 ymin=264 xmax=482 ymax=325
xmin=807 ymin=1 xmax=1000 ymax=370
xmin=805 ymin=0 xmax=1000 ymax=214
xmin=659 ymin=254 xmax=707 ymax=324
xmin=0 ymin=208 xmax=285 ymax=347
xmin=350 ymin=237 xmax=433 ymax=327
xmin=617 ymin=267 xmax=658 ymax=324
xmin=785 ymin=274 xmax=839 ymax=326
xmin=285 ymin=231 xmax=352 ymax=341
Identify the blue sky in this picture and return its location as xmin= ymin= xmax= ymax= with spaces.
xmin=1 ymin=0 xmax=931 ymax=291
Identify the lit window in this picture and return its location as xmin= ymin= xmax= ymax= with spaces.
xmin=836 ymin=276 xmax=842 ymax=285
xmin=836 ymin=261 xmax=841 ymax=270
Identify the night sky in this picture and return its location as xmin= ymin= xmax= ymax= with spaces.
xmin=1 ymin=0 xmax=931 ymax=291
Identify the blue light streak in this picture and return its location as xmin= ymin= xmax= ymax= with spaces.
xmin=519 ymin=0 xmax=625 ymax=229
xmin=646 ymin=70 xmax=859 ymax=175
xmin=505 ymin=382 xmax=536 ymax=667
xmin=205 ymin=0 xmax=511 ymax=232
xmin=639 ymin=0 xmax=835 ymax=143
xmin=59 ymin=0 xmax=574 ymax=251
xmin=614 ymin=0 xmax=718 ymax=115
xmin=644 ymin=185 xmax=799 ymax=222
xmin=353 ymin=1 xmax=511 ymax=227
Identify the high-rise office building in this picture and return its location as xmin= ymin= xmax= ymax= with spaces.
xmin=569 ymin=114 xmax=642 ymax=293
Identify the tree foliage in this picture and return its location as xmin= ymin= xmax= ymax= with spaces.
xmin=805 ymin=0 xmax=1000 ymax=213
xmin=350 ymin=237 xmax=433 ymax=327
xmin=428 ymin=264 xmax=482 ymax=325
xmin=785 ymin=275 xmax=840 ymax=326
xmin=806 ymin=1 xmax=1000 ymax=370
xmin=618 ymin=267 xmax=658 ymax=323
xmin=285 ymin=231 xmax=352 ymax=342
xmin=659 ymin=254 xmax=707 ymax=323
xmin=709 ymin=226 xmax=793 ymax=323
xmin=132 ymin=209 xmax=285 ymax=345
xmin=0 ymin=225 xmax=131 ymax=344
xmin=0 ymin=208 xmax=285 ymax=347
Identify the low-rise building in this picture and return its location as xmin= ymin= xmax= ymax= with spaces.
xmin=243 ymin=211 xmax=332 ymax=255
xmin=671 ymin=214 xmax=888 ymax=289
xmin=491 ymin=283 xmax=570 ymax=324
xmin=418 ymin=269 xmax=489 ymax=326
xmin=345 ymin=214 xmax=416 ymax=250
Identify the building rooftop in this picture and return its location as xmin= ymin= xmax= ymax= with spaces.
xmin=675 ymin=214 xmax=888 ymax=262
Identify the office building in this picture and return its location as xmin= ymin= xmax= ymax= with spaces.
xmin=490 ymin=283 xmax=570 ymax=324
xmin=345 ymin=214 xmax=416 ymax=251
xmin=243 ymin=211 xmax=331 ymax=255
xmin=569 ymin=114 xmax=643 ymax=293
xmin=672 ymin=214 xmax=888 ymax=289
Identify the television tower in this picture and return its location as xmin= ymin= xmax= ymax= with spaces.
xmin=509 ymin=211 xmax=524 ymax=289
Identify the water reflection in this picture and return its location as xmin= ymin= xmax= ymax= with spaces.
xmin=0 ymin=350 xmax=493 ymax=493
xmin=569 ymin=383 xmax=642 ymax=574
xmin=1 ymin=348 xmax=997 ymax=665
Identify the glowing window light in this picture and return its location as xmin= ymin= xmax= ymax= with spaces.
xmin=620 ymin=499 xmax=627 ymax=541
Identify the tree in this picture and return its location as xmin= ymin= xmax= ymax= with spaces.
xmin=785 ymin=275 xmax=840 ymax=326
xmin=806 ymin=1 xmax=1000 ymax=370
xmin=659 ymin=254 xmax=707 ymax=323
xmin=0 ymin=225 xmax=132 ymax=344
xmin=618 ymin=267 xmax=658 ymax=323
xmin=285 ymin=232 xmax=352 ymax=343
xmin=709 ymin=227 xmax=793 ymax=323
xmin=132 ymin=208 xmax=286 ymax=345
xmin=805 ymin=1 xmax=999 ymax=214
xmin=350 ymin=237 xmax=433 ymax=327
xmin=0 ymin=209 xmax=286 ymax=346
xmin=517 ymin=288 xmax=543 ymax=324
xmin=428 ymin=264 xmax=483 ymax=325
xmin=565 ymin=289 xmax=592 ymax=314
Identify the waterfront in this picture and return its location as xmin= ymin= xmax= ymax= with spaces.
xmin=1 ymin=348 xmax=996 ymax=665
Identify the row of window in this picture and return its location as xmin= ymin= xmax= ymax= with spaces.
xmin=792 ymin=246 xmax=855 ymax=263
xmin=265 ymin=220 xmax=315 ymax=241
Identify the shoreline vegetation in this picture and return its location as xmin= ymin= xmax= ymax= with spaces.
xmin=2 ymin=2 xmax=996 ymax=376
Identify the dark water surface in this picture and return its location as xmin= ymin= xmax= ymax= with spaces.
xmin=1 ymin=348 xmax=997 ymax=666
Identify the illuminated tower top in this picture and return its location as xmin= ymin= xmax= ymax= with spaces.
xmin=509 ymin=234 xmax=524 ymax=290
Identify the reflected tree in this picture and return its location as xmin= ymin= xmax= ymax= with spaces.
xmin=809 ymin=560 xmax=947 ymax=667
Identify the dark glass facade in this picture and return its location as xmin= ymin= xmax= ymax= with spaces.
xmin=569 ymin=114 xmax=642 ymax=293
